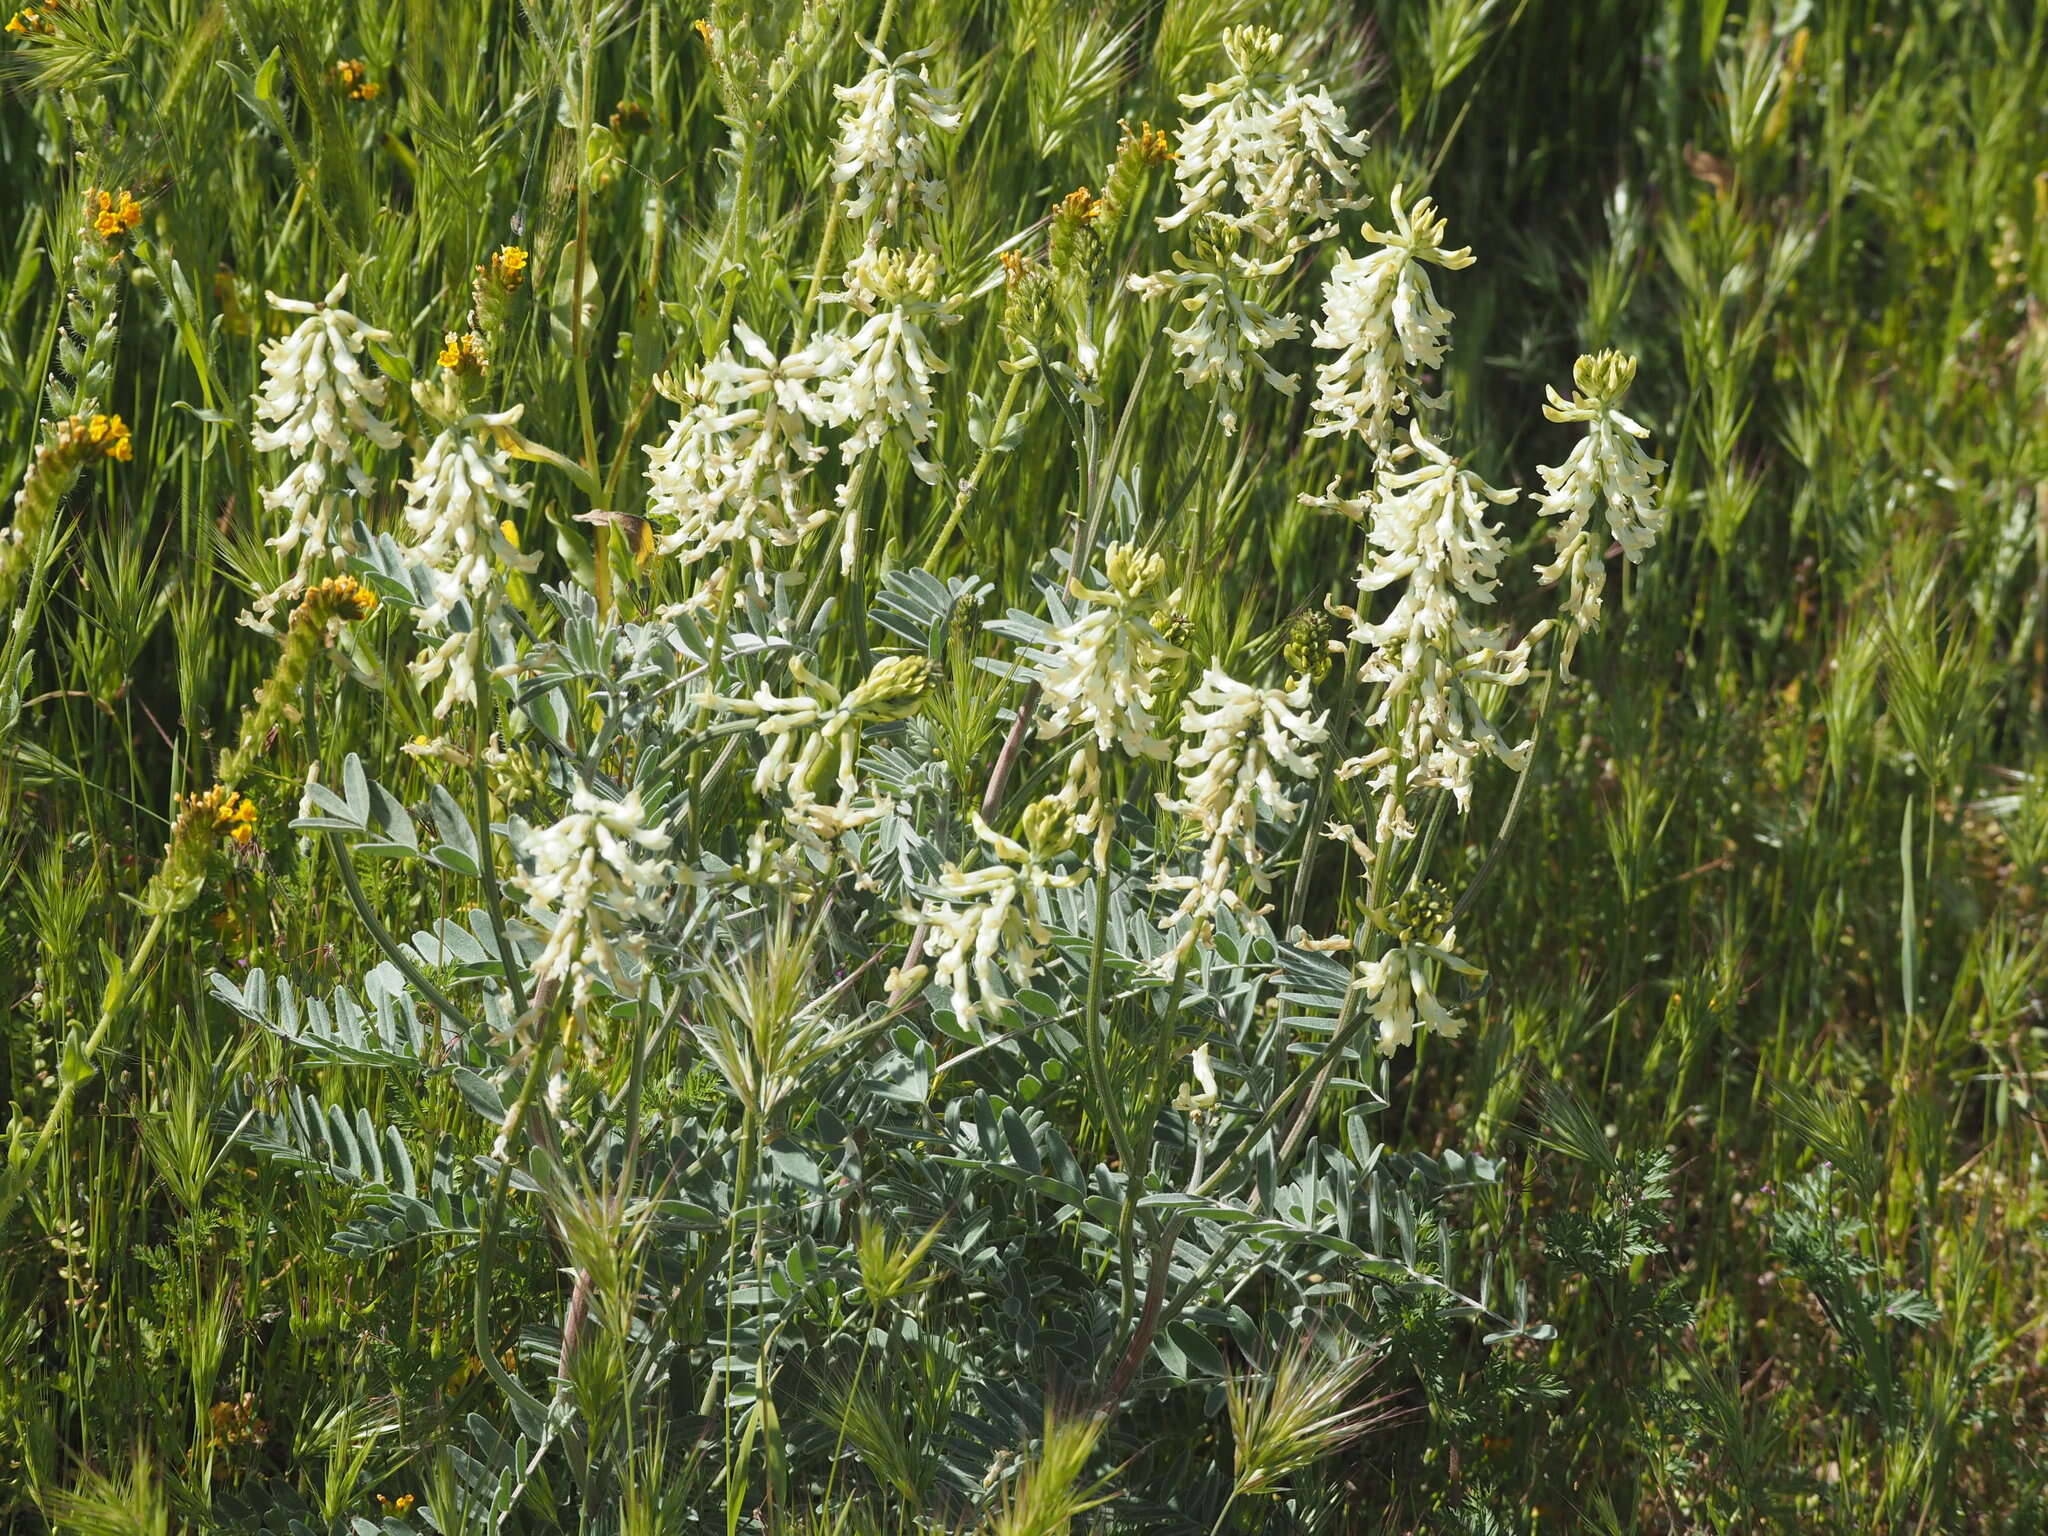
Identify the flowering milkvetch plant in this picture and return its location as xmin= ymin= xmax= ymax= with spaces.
xmin=40 ymin=9 xmax=1676 ymax=1530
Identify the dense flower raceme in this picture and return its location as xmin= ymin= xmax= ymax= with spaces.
xmin=1308 ymin=188 xmax=1475 ymax=455
xmin=1534 ymin=350 xmax=1669 ymax=665
xmin=1127 ymin=231 xmax=1302 ymax=432
xmin=644 ymin=321 xmax=843 ymax=567
xmin=1159 ymin=24 xmax=1369 ymax=250
xmin=512 ymin=783 xmax=676 ymax=1012
xmin=400 ymin=405 xmax=536 ymax=717
xmin=708 ymin=654 xmax=931 ymax=838
xmin=821 ymin=244 xmax=957 ymax=502
xmin=246 ymin=276 xmax=402 ymax=625
xmin=903 ymin=798 xmax=1082 ymax=1030
xmin=1157 ymin=667 xmax=1329 ymax=963
xmin=1328 ymin=422 xmax=1542 ymax=849
xmin=1024 ymin=543 xmax=1185 ymax=858
xmin=400 ymin=406 xmax=534 ymax=623
xmin=830 ymin=41 xmax=962 ymax=232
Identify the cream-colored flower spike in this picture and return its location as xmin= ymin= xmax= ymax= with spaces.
xmin=1308 ymin=186 xmax=1474 ymax=454
xmin=1160 ymin=24 xmax=1369 ymax=250
xmin=1157 ymin=667 xmax=1329 ymax=964
xmin=1533 ymin=350 xmax=1668 ymax=671
xmin=821 ymin=244 xmax=956 ymax=504
xmin=400 ymin=405 xmax=535 ymax=624
xmin=906 ymin=799 xmax=1082 ymax=1031
xmin=513 ymin=783 xmax=675 ymax=1010
xmin=830 ymin=41 xmax=962 ymax=232
xmin=246 ymin=275 xmax=401 ymax=624
xmin=709 ymin=654 xmax=930 ymax=835
xmin=644 ymin=321 xmax=842 ymax=568
xmin=1339 ymin=422 xmax=1543 ymax=847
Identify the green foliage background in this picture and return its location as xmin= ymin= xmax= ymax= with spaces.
xmin=0 ymin=0 xmax=2045 ymax=1530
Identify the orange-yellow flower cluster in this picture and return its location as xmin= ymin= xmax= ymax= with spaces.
xmin=438 ymin=329 xmax=488 ymax=374
xmin=89 ymin=189 xmax=142 ymax=242
xmin=333 ymin=58 xmax=382 ymax=101
xmin=483 ymin=244 xmax=529 ymax=290
xmin=183 ymin=785 xmax=260 ymax=847
xmin=5 ymin=5 xmax=55 ymax=37
xmin=292 ymin=574 xmax=379 ymax=627
xmin=1118 ymin=119 xmax=1175 ymax=165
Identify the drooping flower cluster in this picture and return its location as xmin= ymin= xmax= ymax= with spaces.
xmin=1158 ymin=25 xmax=1369 ymax=250
xmin=1307 ymin=189 xmax=1473 ymax=455
xmin=904 ymin=798 xmax=1081 ymax=1031
xmin=398 ymin=406 xmax=535 ymax=718
xmin=644 ymin=321 xmax=843 ymax=567
xmin=246 ymin=276 xmax=401 ymax=626
xmin=1533 ymin=350 xmax=1667 ymax=667
xmin=821 ymin=244 xmax=956 ymax=495
xmin=400 ymin=406 xmax=534 ymax=624
xmin=1157 ymin=667 xmax=1328 ymax=962
xmin=1334 ymin=423 xmax=1542 ymax=848
xmin=1022 ymin=543 xmax=1184 ymax=860
xmin=710 ymin=654 xmax=931 ymax=837
xmin=830 ymin=41 xmax=962 ymax=232
xmin=1355 ymin=885 xmax=1477 ymax=1055
xmin=1127 ymin=225 xmax=1302 ymax=433
xmin=512 ymin=784 xmax=675 ymax=1011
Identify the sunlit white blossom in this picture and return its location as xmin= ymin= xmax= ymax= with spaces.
xmin=1159 ymin=25 xmax=1368 ymax=251
xmin=513 ymin=783 xmax=675 ymax=1010
xmin=820 ymin=244 xmax=955 ymax=491
xmin=708 ymin=654 xmax=929 ymax=835
xmin=1334 ymin=422 xmax=1543 ymax=848
xmin=1308 ymin=188 xmax=1474 ymax=453
xmin=830 ymin=41 xmax=962 ymax=230
xmin=1157 ymin=667 xmax=1328 ymax=961
xmin=1533 ymin=351 xmax=1667 ymax=664
xmin=1127 ymin=233 xmax=1300 ymax=433
xmin=645 ymin=321 xmax=844 ymax=567
xmin=246 ymin=275 xmax=400 ymax=624
xmin=400 ymin=405 xmax=535 ymax=623
xmin=907 ymin=800 xmax=1080 ymax=1030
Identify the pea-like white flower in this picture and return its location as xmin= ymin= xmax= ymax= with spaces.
xmin=513 ymin=783 xmax=675 ymax=1009
xmin=909 ymin=799 xmax=1081 ymax=1030
xmin=1127 ymin=240 xmax=1302 ymax=433
xmin=247 ymin=275 xmax=401 ymax=623
xmin=830 ymin=41 xmax=962 ymax=231
xmin=1027 ymin=543 xmax=1183 ymax=761
xmin=709 ymin=654 xmax=930 ymax=834
xmin=1308 ymin=189 xmax=1474 ymax=453
xmin=1356 ymin=938 xmax=1469 ymax=1056
xmin=1157 ymin=666 xmax=1328 ymax=960
xmin=400 ymin=405 xmax=535 ymax=624
xmin=1160 ymin=25 xmax=1368 ymax=250
xmin=820 ymin=244 xmax=955 ymax=491
xmin=1533 ymin=350 xmax=1667 ymax=665
xmin=1022 ymin=543 xmax=1186 ymax=863
xmin=645 ymin=321 xmax=843 ymax=567
xmin=1336 ymin=422 xmax=1542 ymax=846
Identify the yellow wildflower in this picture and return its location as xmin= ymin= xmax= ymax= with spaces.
xmin=184 ymin=786 xmax=259 ymax=847
xmin=89 ymin=189 xmax=142 ymax=242
xmin=292 ymin=574 xmax=378 ymax=626
xmin=1056 ymin=186 xmax=1106 ymax=223
xmin=438 ymin=329 xmax=487 ymax=374
xmin=1118 ymin=119 xmax=1174 ymax=165
xmin=83 ymin=413 xmax=132 ymax=462
xmin=6 ymin=7 xmax=55 ymax=36
xmin=485 ymin=244 xmax=529 ymax=289
xmin=333 ymin=58 xmax=382 ymax=101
